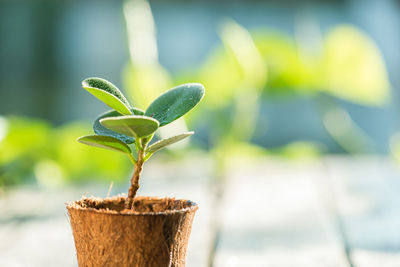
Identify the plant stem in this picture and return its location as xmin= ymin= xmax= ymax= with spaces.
xmin=125 ymin=146 xmax=144 ymax=210
xmin=125 ymin=138 xmax=145 ymax=210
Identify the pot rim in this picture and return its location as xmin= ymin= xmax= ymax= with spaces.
xmin=66 ymin=195 xmax=198 ymax=216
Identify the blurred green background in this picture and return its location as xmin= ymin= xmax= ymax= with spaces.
xmin=0 ymin=0 xmax=399 ymax=188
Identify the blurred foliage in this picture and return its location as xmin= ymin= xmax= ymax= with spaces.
xmin=53 ymin=122 xmax=129 ymax=182
xmin=195 ymin=24 xmax=391 ymax=106
xmin=252 ymin=30 xmax=313 ymax=94
xmin=252 ymin=25 xmax=390 ymax=105
xmin=0 ymin=116 xmax=130 ymax=188
xmin=124 ymin=64 xmax=172 ymax=110
xmin=322 ymin=26 xmax=390 ymax=105
xmin=0 ymin=117 xmax=50 ymax=166
xmin=0 ymin=117 xmax=51 ymax=186
xmin=182 ymin=23 xmax=390 ymax=154
xmin=271 ymin=141 xmax=323 ymax=160
xmin=0 ymin=12 xmax=392 ymax=187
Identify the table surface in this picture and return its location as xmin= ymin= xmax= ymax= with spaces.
xmin=1 ymin=155 xmax=400 ymax=267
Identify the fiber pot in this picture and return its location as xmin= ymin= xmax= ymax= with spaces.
xmin=67 ymin=196 xmax=198 ymax=267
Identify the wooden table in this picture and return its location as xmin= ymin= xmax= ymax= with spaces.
xmin=1 ymin=156 xmax=399 ymax=266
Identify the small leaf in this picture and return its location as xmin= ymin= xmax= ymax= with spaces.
xmin=82 ymin=77 xmax=132 ymax=115
xmin=146 ymin=132 xmax=194 ymax=153
xmin=145 ymin=83 xmax=205 ymax=126
xmin=100 ymin=115 xmax=159 ymax=138
xmin=93 ymin=110 xmax=135 ymax=144
xmin=131 ymin=107 xmax=145 ymax=115
xmin=77 ymin=135 xmax=131 ymax=154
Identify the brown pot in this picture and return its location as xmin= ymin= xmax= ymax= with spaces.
xmin=67 ymin=196 xmax=198 ymax=267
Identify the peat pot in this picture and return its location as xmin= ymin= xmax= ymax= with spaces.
xmin=67 ymin=196 xmax=198 ymax=267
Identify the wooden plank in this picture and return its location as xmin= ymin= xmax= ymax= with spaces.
xmin=325 ymin=156 xmax=400 ymax=267
xmin=0 ymin=218 xmax=76 ymax=267
xmin=0 ymin=187 xmax=79 ymax=267
xmin=214 ymin=157 xmax=349 ymax=267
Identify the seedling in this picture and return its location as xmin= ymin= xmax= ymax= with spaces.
xmin=78 ymin=77 xmax=205 ymax=210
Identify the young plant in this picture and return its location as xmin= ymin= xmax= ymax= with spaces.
xmin=78 ymin=77 xmax=205 ymax=210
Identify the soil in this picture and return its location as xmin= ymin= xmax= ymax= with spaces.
xmin=69 ymin=195 xmax=195 ymax=214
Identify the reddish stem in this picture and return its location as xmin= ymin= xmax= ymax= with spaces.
xmin=125 ymin=149 xmax=144 ymax=210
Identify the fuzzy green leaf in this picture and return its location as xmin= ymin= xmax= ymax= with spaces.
xmin=145 ymin=83 xmax=205 ymax=126
xmin=77 ymin=135 xmax=131 ymax=154
xmin=93 ymin=110 xmax=135 ymax=144
xmin=146 ymin=132 xmax=194 ymax=153
xmin=82 ymin=77 xmax=132 ymax=115
xmin=100 ymin=115 xmax=159 ymax=138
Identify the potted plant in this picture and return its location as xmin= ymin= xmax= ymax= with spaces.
xmin=67 ymin=77 xmax=205 ymax=267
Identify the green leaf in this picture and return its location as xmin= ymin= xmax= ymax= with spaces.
xmin=146 ymin=132 xmax=194 ymax=153
xmin=144 ymin=83 xmax=205 ymax=126
xmin=130 ymin=107 xmax=145 ymax=115
xmin=82 ymin=77 xmax=132 ymax=115
xmin=93 ymin=110 xmax=135 ymax=144
xmin=100 ymin=115 xmax=159 ymax=138
xmin=77 ymin=135 xmax=131 ymax=154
